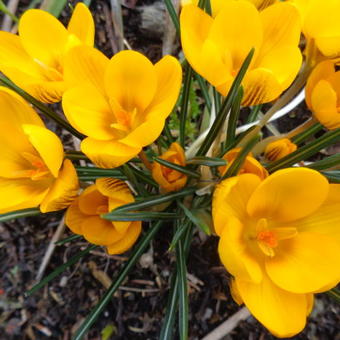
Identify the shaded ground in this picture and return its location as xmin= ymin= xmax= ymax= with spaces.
xmin=0 ymin=1 xmax=339 ymax=339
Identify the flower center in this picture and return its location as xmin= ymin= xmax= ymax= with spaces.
xmin=255 ymin=218 xmax=297 ymax=257
xmin=12 ymin=152 xmax=51 ymax=180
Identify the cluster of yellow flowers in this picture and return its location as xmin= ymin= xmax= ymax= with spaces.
xmin=0 ymin=1 xmax=339 ymax=338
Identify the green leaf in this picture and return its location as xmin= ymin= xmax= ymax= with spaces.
xmin=0 ymin=208 xmax=41 ymax=222
xmin=221 ymin=135 xmax=260 ymax=179
xmin=187 ymin=156 xmax=226 ymax=167
xmin=164 ymin=0 xmax=180 ymax=34
xmin=101 ymin=324 xmax=116 ymax=340
xmin=180 ymin=65 xmax=193 ymax=146
xmin=40 ymin=0 xmax=68 ymax=17
xmin=55 ymin=234 xmax=82 ymax=246
xmin=291 ymin=123 xmax=323 ymax=145
xmin=110 ymin=187 xmax=196 ymax=213
xmin=72 ymin=221 xmax=163 ymax=340
xmin=159 ymin=274 xmax=179 ymax=340
xmin=267 ymin=129 xmax=340 ymax=173
xmin=177 ymin=201 xmax=211 ymax=235
xmin=326 ymin=288 xmax=340 ymax=303
xmin=26 ymin=245 xmax=97 ymax=296
xmin=321 ymin=170 xmax=340 ymax=183
xmin=169 ymin=219 xmax=191 ymax=251
xmin=176 ymin=238 xmax=188 ymax=340
xmin=195 ymin=74 xmax=212 ymax=111
xmin=65 ymin=151 xmax=90 ymax=161
xmin=246 ymin=104 xmax=262 ymax=124
xmin=102 ymin=211 xmax=180 ymax=222
xmin=154 ymin=158 xmax=200 ymax=179
xmin=0 ymin=0 xmax=18 ymax=22
xmin=197 ymin=48 xmax=255 ymax=156
xmin=307 ymin=153 xmax=340 ymax=170
xmin=225 ymin=87 xmax=243 ymax=148
xmin=0 ymin=76 xmax=84 ymax=139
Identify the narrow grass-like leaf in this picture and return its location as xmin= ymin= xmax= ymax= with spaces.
xmin=291 ymin=123 xmax=323 ymax=145
xmin=0 ymin=208 xmax=41 ymax=222
xmin=176 ymin=238 xmax=188 ymax=340
xmin=26 ymin=244 xmax=97 ymax=296
xmin=65 ymin=151 xmax=90 ymax=161
xmin=180 ymin=65 xmax=193 ymax=147
xmin=121 ymin=164 xmax=149 ymax=196
xmin=267 ymin=129 xmax=340 ymax=173
xmin=195 ymin=74 xmax=212 ymax=111
xmin=321 ymin=170 xmax=340 ymax=183
xmin=0 ymin=76 xmax=84 ymax=139
xmin=326 ymin=288 xmax=340 ymax=303
xmin=197 ymin=49 xmax=255 ymax=156
xmin=128 ymin=166 xmax=158 ymax=187
xmin=307 ymin=154 xmax=340 ymax=170
xmin=110 ymin=187 xmax=196 ymax=213
xmin=177 ymin=201 xmax=210 ymax=235
xmin=73 ymin=221 xmax=163 ymax=340
xmin=246 ymin=104 xmax=262 ymax=123
xmin=40 ymin=0 xmax=68 ymax=17
xmin=0 ymin=0 xmax=18 ymax=22
xmin=76 ymin=166 xmax=123 ymax=176
xmin=159 ymin=274 xmax=179 ymax=340
xmin=55 ymin=234 xmax=82 ymax=245
xmin=164 ymin=0 xmax=180 ymax=34
xmin=102 ymin=211 xmax=180 ymax=222
xmin=222 ymin=135 xmax=260 ymax=179
xmin=187 ymin=156 xmax=226 ymax=167
xmin=169 ymin=219 xmax=191 ymax=251
xmin=225 ymin=87 xmax=243 ymax=147
xmin=213 ymin=88 xmax=221 ymax=113
xmin=154 ymin=158 xmax=200 ymax=179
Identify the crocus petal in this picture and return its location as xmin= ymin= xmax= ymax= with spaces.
xmin=311 ymin=80 xmax=340 ymax=130
xmin=78 ymin=185 xmax=107 ymax=215
xmin=65 ymin=198 xmax=86 ymax=234
xmin=22 ymin=124 xmax=64 ymax=177
xmin=81 ymin=138 xmax=140 ymax=169
xmin=96 ymin=177 xmax=134 ymax=204
xmin=39 ymin=159 xmax=79 ymax=213
xmin=18 ymin=9 xmax=69 ymax=67
xmin=236 ymin=275 xmax=308 ymax=338
xmin=62 ymin=84 xmax=114 ymax=140
xmin=315 ymin=36 xmax=340 ymax=58
xmin=145 ymin=55 xmax=182 ymax=120
xmin=63 ymin=46 xmax=109 ymax=91
xmin=265 ymin=232 xmax=340 ymax=293
xmin=255 ymin=45 xmax=302 ymax=94
xmin=81 ymin=216 xmax=124 ymax=246
xmin=104 ymin=50 xmax=157 ymax=112
xmin=0 ymin=177 xmax=49 ymax=213
xmin=67 ymin=3 xmax=94 ymax=46
xmin=242 ymin=68 xmax=281 ymax=106
xmin=180 ymin=5 xmax=215 ymax=78
xmin=208 ymin=1 xmax=262 ymax=72
xmin=213 ymin=174 xmax=261 ymax=236
xmin=219 ymin=218 xmax=263 ymax=283
xmin=106 ymin=221 xmax=142 ymax=254
xmin=286 ymin=184 xmax=340 ymax=244
xmin=305 ymin=60 xmax=334 ymax=108
xmin=259 ymin=2 xmax=301 ymax=58
xmin=247 ymin=168 xmax=329 ymax=222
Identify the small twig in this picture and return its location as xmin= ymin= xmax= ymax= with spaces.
xmin=36 ymin=217 xmax=66 ymax=281
xmin=110 ymin=0 xmax=125 ymax=52
xmin=1 ymin=0 xmax=19 ymax=31
xmin=201 ymin=307 xmax=250 ymax=340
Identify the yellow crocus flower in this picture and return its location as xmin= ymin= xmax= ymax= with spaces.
xmin=66 ymin=178 xmax=141 ymax=255
xmin=290 ymin=0 xmax=340 ymax=60
xmin=213 ymin=168 xmax=340 ymax=337
xmin=0 ymin=3 xmax=94 ymax=103
xmin=218 ymin=148 xmax=268 ymax=179
xmin=62 ymin=47 xmax=182 ymax=169
xmin=264 ymin=138 xmax=297 ymax=161
xmin=0 ymin=87 xmax=79 ymax=213
xmin=180 ymin=1 xmax=302 ymax=106
xmin=152 ymin=142 xmax=188 ymax=192
xmin=305 ymin=60 xmax=340 ymax=130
